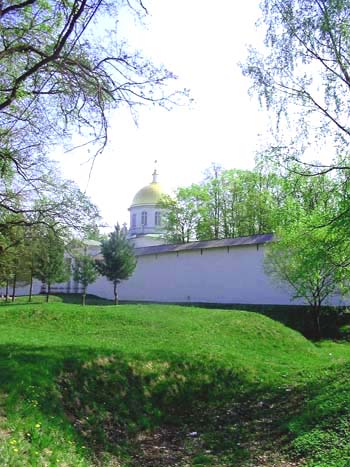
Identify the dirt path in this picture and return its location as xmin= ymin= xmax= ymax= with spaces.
xmin=129 ymin=391 xmax=306 ymax=467
xmin=130 ymin=425 xmax=304 ymax=467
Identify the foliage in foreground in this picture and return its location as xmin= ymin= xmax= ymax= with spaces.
xmin=244 ymin=0 xmax=350 ymax=171
xmin=0 ymin=300 xmax=349 ymax=466
xmin=0 ymin=0 xmax=181 ymax=233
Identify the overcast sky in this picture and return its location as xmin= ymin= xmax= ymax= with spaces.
xmin=54 ymin=0 xmax=268 ymax=228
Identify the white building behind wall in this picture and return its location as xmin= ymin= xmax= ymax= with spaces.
xmin=127 ymin=168 xmax=166 ymax=248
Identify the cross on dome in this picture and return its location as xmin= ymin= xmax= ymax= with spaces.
xmin=152 ymin=160 xmax=158 ymax=183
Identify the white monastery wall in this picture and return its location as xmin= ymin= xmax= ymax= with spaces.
xmin=5 ymin=241 xmax=349 ymax=306
xmin=0 ymin=280 xmax=42 ymax=297
xmin=89 ymin=243 xmax=297 ymax=305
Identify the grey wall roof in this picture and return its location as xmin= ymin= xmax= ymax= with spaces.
xmin=134 ymin=233 xmax=274 ymax=257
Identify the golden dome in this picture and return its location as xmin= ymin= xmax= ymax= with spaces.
xmin=131 ymin=181 xmax=164 ymax=207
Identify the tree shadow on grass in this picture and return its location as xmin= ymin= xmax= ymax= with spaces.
xmin=0 ymin=343 xmax=337 ymax=466
xmin=54 ymin=294 xmax=115 ymax=306
xmin=0 ymin=294 xmax=115 ymax=307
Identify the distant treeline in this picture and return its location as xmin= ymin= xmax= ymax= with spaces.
xmin=159 ymin=160 xmax=344 ymax=243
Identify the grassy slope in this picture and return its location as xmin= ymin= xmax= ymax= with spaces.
xmin=0 ymin=298 xmax=349 ymax=466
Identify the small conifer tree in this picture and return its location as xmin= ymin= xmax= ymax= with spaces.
xmin=97 ymin=225 xmax=136 ymax=305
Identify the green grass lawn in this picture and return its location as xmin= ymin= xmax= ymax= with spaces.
xmin=0 ymin=297 xmax=349 ymax=466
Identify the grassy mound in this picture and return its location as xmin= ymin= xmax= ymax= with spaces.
xmin=287 ymin=360 xmax=350 ymax=467
xmin=0 ymin=299 xmax=349 ymax=466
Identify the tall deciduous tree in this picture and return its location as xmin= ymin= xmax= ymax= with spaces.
xmin=243 ymin=0 xmax=350 ymax=174
xmin=0 ymin=0 xmax=185 ymax=230
xmin=160 ymin=187 xmax=202 ymax=243
xmin=0 ymin=214 xmax=32 ymax=299
xmin=0 ymin=0 xmax=181 ymax=157
xmin=265 ymin=219 xmax=350 ymax=339
xmin=0 ymin=163 xmax=100 ymax=234
xmin=96 ymin=224 xmax=136 ymax=305
xmin=160 ymin=166 xmax=281 ymax=243
xmin=73 ymin=253 xmax=98 ymax=306
xmin=197 ymin=164 xmax=224 ymax=240
xmin=33 ymin=228 xmax=70 ymax=302
xmin=264 ymin=168 xmax=348 ymax=339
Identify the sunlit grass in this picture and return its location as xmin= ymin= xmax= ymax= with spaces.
xmin=0 ymin=297 xmax=349 ymax=466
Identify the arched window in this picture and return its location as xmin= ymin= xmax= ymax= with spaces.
xmin=131 ymin=213 xmax=136 ymax=228
xmin=155 ymin=211 xmax=161 ymax=226
xmin=141 ymin=211 xmax=147 ymax=226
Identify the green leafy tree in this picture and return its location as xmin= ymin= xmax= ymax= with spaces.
xmin=9 ymin=240 xmax=33 ymax=302
xmin=243 ymin=0 xmax=350 ymax=174
xmin=0 ymin=213 xmax=31 ymax=300
xmin=0 ymin=0 xmax=185 ymax=234
xmin=23 ymin=227 xmax=44 ymax=303
xmin=73 ymin=254 xmax=98 ymax=306
xmin=197 ymin=164 xmax=224 ymax=240
xmin=264 ymin=168 xmax=348 ymax=339
xmin=33 ymin=228 xmax=70 ymax=302
xmin=0 ymin=0 xmax=180 ymax=154
xmin=27 ymin=244 xmax=38 ymax=303
xmin=160 ymin=165 xmax=282 ymax=243
xmin=209 ymin=168 xmax=280 ymax=238
xmin=265 ymin=218 xmax=350 ymax=339
xmin=1 ymin=168 xmax=101 ymax=235
xmin=97 ymin=225 xmax=136 ymax=305
xmin=159 ymin=187 xmax=202 ymax=243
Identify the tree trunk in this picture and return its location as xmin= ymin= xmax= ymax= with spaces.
xmin=28 ymin=267 xmax=33 ymax=303
xmin=46 ymin=282 xmax=50 ymax=303
xmin=5 ymin=280 xmax=9 ymax=302
xmin=82 ymin=285 xmax=86 ymax=306
xmin=11 ymin=273 xmax=16 ymax=302
xmin=311 ymin=305 xmax=322 ymax=340
xmin=114 ymin=282 xmax=119 ymax=305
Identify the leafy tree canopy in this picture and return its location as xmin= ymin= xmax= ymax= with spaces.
xmin=0 ymin=0 xmax=181 ymax=159
xmin=265 ymin=214 xmax=350 ymax=339
xmin=243 ymin=0 xmax=350 ymax=173
xmin=160 ymin=164 xmax=283 ymax=243
xmin=33 ymin=226 xmax=70 ymax=302
xmin=0 ymin=0 xmax=186 ymax=233
xmin=73 ymin=252 xmax=98 ymax=305
xmin=263 ymin=164 xmax=350 ymax=338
